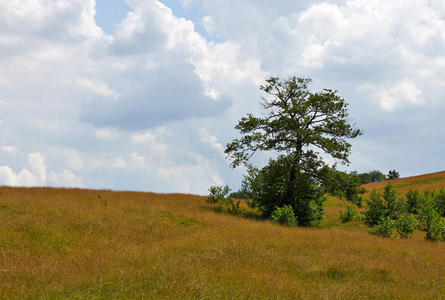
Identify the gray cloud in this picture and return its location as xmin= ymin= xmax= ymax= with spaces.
xmin=81 ymin=58 xmax=231 ymax=130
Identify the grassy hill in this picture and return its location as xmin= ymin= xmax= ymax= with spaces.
xmin=363 ymin=170 xmax=445 ymax=195
xmin=0 ymin=184 xmax=444 ymax=299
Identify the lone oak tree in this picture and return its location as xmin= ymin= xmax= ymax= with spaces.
xmin=225 ymin=76 xmax=362 ymax=225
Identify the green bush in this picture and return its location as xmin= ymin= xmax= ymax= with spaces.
xmin=435 ymin=188 xmax=445 ymax=217
xmin=321 ymin=167 xmax=365 ymax=207
xmin=395 ymin=214 xmax=417 ymax=238
xmin=229 ymin=200 xmax=241 ymax=214
xmin=417 ymin=195 xmax=444 ymax=241
xmin=363 ymin=190 xmax=386 ymax=226
xmin=206 ymin=185 xmax=241 ymax=214
xmin=207 ymin=185 xmax=230 ymax=204
xmin=241 ymin=156 xmax=325 ymax=226
xmin=271 ymin=205 xmax=298 ymax=226
xmin=369 ymin=216 xmax=395 ymax=238
xmin=339 ymin=206 xmax=362 ymax=223
xmin=406 ymin=190 xmax=423 ymax=214
xmin=383 ymin=184 xmax=407 ymax=219
xmin=363 ymin=184 xmax=406 ymax=226
xmin=426 ymin=218 xmax=445 ymax=241
xmin=358 ymin=170 xmax=386 ymax=184
xmin=363 ymin=185 xmax=444 ymax=241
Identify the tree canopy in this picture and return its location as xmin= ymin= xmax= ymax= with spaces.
xmin=226 ymin=76 xmax=362 ymax=171
xmin=225 ymin=76 xmax=362 ymax=225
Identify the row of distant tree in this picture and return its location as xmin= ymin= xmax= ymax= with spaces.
xmin=229 ymin=169 xmax=401 ymax=200
xmin=358 ymin=169 xmax=400 ymax=184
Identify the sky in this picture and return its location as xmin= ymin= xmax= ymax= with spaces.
xmin=1 ymin=0 xmax=445 ymax=194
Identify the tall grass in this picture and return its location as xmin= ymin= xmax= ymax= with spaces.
xmin=0 ymin=186 xmax=444 ymax=299
xmin=363 ymin=170 xmax=445 ymax=194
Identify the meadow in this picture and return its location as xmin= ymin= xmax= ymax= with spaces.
xmin=0 ymin=172 xmax=444 ymax=299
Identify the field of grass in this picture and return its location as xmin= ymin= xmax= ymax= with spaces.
xmin=363 ymin=170 xmax=445 ymax=195
xmin=0 ymin=184 xmax=444 ymax=299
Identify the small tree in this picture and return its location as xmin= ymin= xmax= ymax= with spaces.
xmin=406 ymin=190 xmax=423 ymax=214
xmin=435 ymin=188 xmax=445 ymax=217
xmin=271 ymin=205 xmax=298 ymax=226
xmin=363 ymin=190 xmax=386 ymax=226
xmin=363 ymin=184 xmax=406 ymax=226
xmin=383 ymin=183 xmax=407 ymax=219
xmin=339 ymin=206 xmax=362 ymax=223
xmin=359 ymin=170 xmax=386 ymax=184
xmin=388 ymin=170 xmax=400 ymax=180
xmin=321 ymin=167 xmax=365 ymax=207
xmin=395 ymin=214 xmax=417 ymax=238
xmin=225 ymin=76 xmax=361 ymax=226
xmin=369 ymin=216 xmax=395 ymax=238
xmin=418 ymin=195 xmax=445 ymax=241
xmin=206 ymin=185 xmax=241 ymax=214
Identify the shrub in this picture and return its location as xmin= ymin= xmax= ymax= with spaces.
xmin=383 ymin=184 xmax=407 ymax=219
xmin=207 ymin=185 xmax=230 ymax=204
xmin=363 ymin=184 xmax=406 ymax=226
xmin=339 ymin=206 xmax=362 ymax=223
xmin=406 ymin=190 xmax=423 ymax=214
xmin=206 ymin=185 xmax=240 ymax=214
xmin=395 ymin=214 xmax=417 ymax=238
xmin=417 ymin=195 xmax=445 ymax=241
xmin=435 ymin=188 xmax=445 ymax=217
xmin=369 ymin=216 xmax=395 ymax=238
xmin=358 ymin=170 xmax=386 ymax=184
xmin=229 ymin=200 xmax=241 ymax=215
xmin=363 ymin=190 xmax=386 ymax=226
xmin=271 ymin=205 xmax=298 ymax=226
xmin=321 ymin=168 xmax=365 ymax=207
xmin=426 ymin=218 xmax=445 ymax=241
xmin=241 ymin=157 xmax=325 ymax=226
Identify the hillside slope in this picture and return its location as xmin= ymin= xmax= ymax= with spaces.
xmin=363 ymin=170 xmax=445 ymax=194
xmin=0 ymin=186 xmax=444 ymax=299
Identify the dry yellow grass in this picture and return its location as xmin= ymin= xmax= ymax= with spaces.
xmin=0 ymin=185 xmax=444 ymax=299
xmin=363 ymin=170 xmax=445 ymax=195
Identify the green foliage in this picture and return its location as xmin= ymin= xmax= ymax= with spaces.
xmin=418 ymin=195 xmax=445 ymax=241
xmin=228 ymin=200 xmax=241 ymax=215
xmin=206 ymin=185 xmax=241 ymax=215
xmin=271 ymin=205 xmax=298 ymax=226
xmin=369 ymin=216 xmax=395 ymax=238
xmin=228 ymin=190 xmax=250 ymax=200
xmin=241 ymin=157 xmax=326 ymax=226
xmin=363 ymin=190 xmax=386 ymax=226
xmin=206 ymin=186 xmax=230 ymax=204
xmin=358 ymin=170 xmax=387 ymax=184
xmin=395 ymin=214 xmax=417 ymax=238
xmin=387 ymin=170 xmax=400 ymax=180
xmin=435 ymin=188 xmax=445 ymax=217
xmin=382 ymin=184 xmax=407 ymax=219
xmin=225 ymin=76 xmax=361 ymax=227
xmin=427 ymin=218 xmax=445 ymax=241
xmin=406 ymin=190 xmax=423 ymax=214
xmin=364 ymin=185 xmax=416 ymax=239
xmin=363 ymin=184 xmax=406 ymax=226
xmin=321 ymin=167 xmax=365 ymax=207
xmin=225 ymin=76 xmax=362 ymax=168
xmin=339 ymin=206 xmax=362 ymax=223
